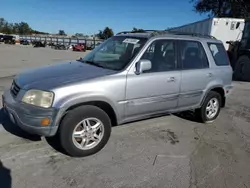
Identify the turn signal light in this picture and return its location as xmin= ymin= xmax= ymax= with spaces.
xmin=41 ymin=118 xmax=50 ymax=126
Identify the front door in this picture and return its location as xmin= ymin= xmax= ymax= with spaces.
xmin=125 ymin=39 xmax=181 ymax=119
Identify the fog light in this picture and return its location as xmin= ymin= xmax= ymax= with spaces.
xmin=41 ymin=118 xmax=50 ymax=126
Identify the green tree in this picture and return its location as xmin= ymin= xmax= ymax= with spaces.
xmin=75 ymin=33 xmax=84 ymax=37
xmin=97 ymin=27 xmax=114 ymax=39
xmin=132 ymin=27 xmax=144 ymax=32
xmin=97 ymin=30 xmax=103 ymax=39
xmin=2 ymin=23 xmax=12 ymax=34
xmin=31 ymin=30 xmax=47 ymax=34
xmin=18 ymin=22 xmax=32 ymax=35
xmin=192 ymin=0 xmax=250 ymax=18
xmin=58 ymin=30 xmax=66 ymax=36
xmin=0 ymin=18 xmax=7 ymax=33
xmin=12 ymin=23 xmax=20 ymax=34
xmin=0 ymin=17 xmax=46 ymax=35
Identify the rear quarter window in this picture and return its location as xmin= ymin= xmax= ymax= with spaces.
xmin=208 ymin=43 xmax=229 ymax=66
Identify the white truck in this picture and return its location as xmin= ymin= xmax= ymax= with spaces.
xmin=168 ymin=17 xmax=245 ymax=50
xmin=168 ymin=17 xmax=250 ymax=81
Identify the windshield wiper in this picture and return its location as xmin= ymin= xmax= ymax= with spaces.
xmin=84 ymin=60 xmax=108 ymax=69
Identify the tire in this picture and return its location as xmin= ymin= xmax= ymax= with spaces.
xmin=233 ymin=55 xmax=250 ymax=81
xmin=195 ymin=91 xmax=222 ymax=123
xmin=59 ymin=105 xmax=111 ymax=157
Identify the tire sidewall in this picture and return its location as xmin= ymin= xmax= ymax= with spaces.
xmin=59 ymin=105 xmax=111 ymax=157
xmin=201 ymin=91 xmax=221 ymax=123
xmin=233 ymin=55 xmax=250 ymax=81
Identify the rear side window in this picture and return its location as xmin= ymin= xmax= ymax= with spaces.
xmin=208 ymin=43 xmax=229 ymax=66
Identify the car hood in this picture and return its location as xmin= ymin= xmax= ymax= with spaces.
xmin=15 ymin=61 xmax=117 ymax=90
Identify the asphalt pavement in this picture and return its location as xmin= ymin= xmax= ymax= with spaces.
xmin=0 ymin=44 xmax=250 ymax=188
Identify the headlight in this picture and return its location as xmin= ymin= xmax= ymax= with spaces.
xmin=22 ymin=89 xmax=54 ymax=108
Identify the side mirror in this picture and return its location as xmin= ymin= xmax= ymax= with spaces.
xmin=236 ymin=22 xmax=240 ymax=29
xmin=135 ymin=59 xmax=152 ymax=75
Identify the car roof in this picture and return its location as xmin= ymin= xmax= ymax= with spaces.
xmin=116 ymin=30 xmax=221 ymax=44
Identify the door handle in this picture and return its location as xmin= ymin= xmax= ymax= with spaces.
xmin=167 ymin=77 xmax=175 ymax=82
xmin=207 ymin=73 xmax=213 ymax=77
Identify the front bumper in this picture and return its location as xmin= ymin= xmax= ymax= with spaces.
xmin=2 ymin=89 xmax=63 ymax=137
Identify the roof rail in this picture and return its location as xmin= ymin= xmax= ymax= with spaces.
xmin=166 ymin=31 xmax=217 ymax=39
xmin=116 ymin=30 xmax=158 ymax=35
xmin=116 ymin=30 xmax=217 ymax=39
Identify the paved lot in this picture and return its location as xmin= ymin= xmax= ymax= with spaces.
xmin=0 ymin=43 xmax=88 ymax=78
xmin=0 ymin=44 xmax=250 ymax=188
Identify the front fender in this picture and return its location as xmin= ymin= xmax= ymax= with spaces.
xmin=53 ymin=92 xmax=121 ymax=120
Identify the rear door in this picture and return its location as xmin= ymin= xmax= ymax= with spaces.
xmin=178 ymin=40 xmax=212 ymax=108
xmin=207 ymin=42 xmax=233 ymax=89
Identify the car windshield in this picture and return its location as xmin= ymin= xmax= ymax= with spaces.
xmin=80 ymin=36 xmax=147 ymax=70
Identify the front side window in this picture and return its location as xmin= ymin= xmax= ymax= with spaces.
xmin=81 ymin=36 xmax=147 ymax=70
xmin=180 ymin=41 xmax=209 ymax=69
xmin=141 ymin=40 xmax=177 ymax=73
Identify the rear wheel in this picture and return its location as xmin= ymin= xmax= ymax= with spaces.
xmin=195 ymin=91 xmax=221 ymax=123
xmin=233 ymin=55 xmax=250 ymax=81
xmin=59 ymin=105 xmax=111 ymax=157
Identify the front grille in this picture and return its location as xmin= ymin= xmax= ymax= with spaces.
xmin=10 ymin=81 xmax=21 ymax=97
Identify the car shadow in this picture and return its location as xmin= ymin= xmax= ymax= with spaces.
xmin=0 ymin=108 xmax=41 ymax=141
xmin=45 ymin=135 xmax=69 ymax=156
xmin=173 ymin=110 xmax=202 ymax=123
xmin=0 ymin=108 xmax=69 ymax=156
xmin=0 ymin=161 xmax=12 ymax=188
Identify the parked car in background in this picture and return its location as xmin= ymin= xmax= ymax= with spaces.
xmin=54 ymin=43 xmax=67 ymax=50
xmin=0 ymin=34 xmax=4 ymax=43
xmin=73 ymin=43 xmax=86 ymax=52
xmin=33 ymin=41 xmax=46 ymax=47
xmin=20 ymin=39 xmax=30 ymax=45
xmin=48 ymin=42 xmax=55 ymax=47
xmin=2 ymin=30 xmax=233 ymax=157
xmin=67 ymin=44 xmax=75 ymax=50
xmin=3 ymin=35 xmax=16 ymax=44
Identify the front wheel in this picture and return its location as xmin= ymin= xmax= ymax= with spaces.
xmin=59 ymin=105 xmax=111 ymax=157
xmin=195 ymin=91 xmax=222 ymax=123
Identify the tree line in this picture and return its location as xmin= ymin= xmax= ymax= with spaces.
xmin=0 ymin=17 xmax=142 ymax=39
xmin=0 ymin=17 xmax=48 ymax=35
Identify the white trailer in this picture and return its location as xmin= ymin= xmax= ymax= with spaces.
xmin=168 ymin=18 xmax=245 ymax=50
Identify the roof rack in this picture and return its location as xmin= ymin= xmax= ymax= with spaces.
xmin=116 ymin=30 xmax=216 ymax=39
xmin=164 ymin=31 xmax=217 ymax=39
xmin=116 ymin=30 xmax=162 ymax=35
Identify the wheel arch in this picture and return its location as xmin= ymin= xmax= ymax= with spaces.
xmin=57 ymin=100 xmax=118 ymax=129
xmin=200 ymin=86 xmax=225 ymax=108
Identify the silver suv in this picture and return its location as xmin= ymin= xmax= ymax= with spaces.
xmin=2 ymin=31 xmax=233 ymax=157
